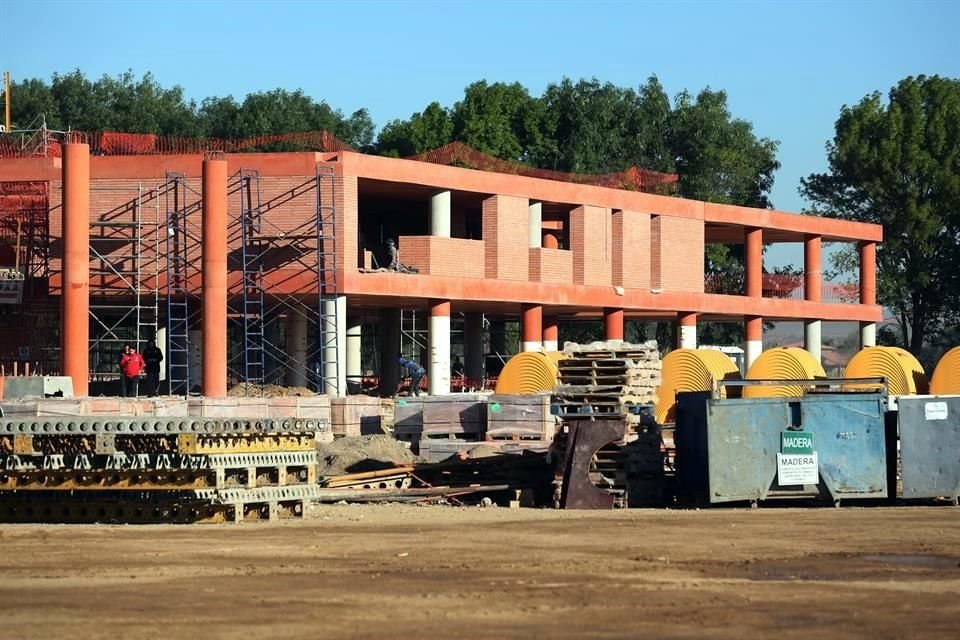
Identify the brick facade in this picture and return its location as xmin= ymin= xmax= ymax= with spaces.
xmin=650 ymin=215 xmax=704 ymax=293
xmin=570 ymin=205 xmax=612 ymax=286
xmin=482 ymin=195 xmax=529 ymax=281
xmin=612 ymin=209 xmax=650 ymax=289
xmin=398 ymin=236 xmax=485 ymax=279
xmin=529 ymin=248 xmax=574 ymax=284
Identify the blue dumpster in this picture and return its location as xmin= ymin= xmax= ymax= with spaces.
xmin=676 ymin=392 xmax=888 ymax=505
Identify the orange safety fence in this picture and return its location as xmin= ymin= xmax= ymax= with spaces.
xmin=407 ymin=141 xmax=679 ymax=193
xmin=0 ymin=129 xmax=353 ymax=158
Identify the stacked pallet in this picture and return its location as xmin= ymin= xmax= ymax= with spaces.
xmin=554 ymin=341 xmax=661 ymax=426
xmin=0 ymin=417 xmax=326 ymax=523
xmin=393 ymin=394 xmax=487 ymax=453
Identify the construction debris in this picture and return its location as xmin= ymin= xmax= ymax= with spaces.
xmin=228 ymin=383 xmax=318 ymax=397
xmin=316 ymin=434 xmax=418 ymax=476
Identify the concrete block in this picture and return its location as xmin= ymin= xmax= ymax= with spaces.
xmin=2 ymin=376 xmax=74 ymax=400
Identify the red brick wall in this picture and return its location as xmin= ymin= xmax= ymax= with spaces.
xmin=612 ymin=210 xmax=651 ymax=289
xmin=570 ymin=205 xmax=612 ymax=286
xmin=651 ymin=215 xmax=704 ymax=293
xmin=529 ymin=248 xmax=573 ymax=284
xmin=398 ymin=236 xmax=485 ymax=279
xmin=483 ymin=195 xmax=529 ymax=280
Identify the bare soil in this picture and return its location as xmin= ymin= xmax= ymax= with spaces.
xmin=1 ymin=505 xmax=959 ymax=638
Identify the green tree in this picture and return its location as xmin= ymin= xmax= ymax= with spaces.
xmin=451 ymin=80 xmax=545 ymax=162
xmin=801 ymin=75 xmax=960 ymax=353
xmin=377 ymin=102 xmax=453 ymax=156
xmin=7 ymin=78 xmax=59 ymax=129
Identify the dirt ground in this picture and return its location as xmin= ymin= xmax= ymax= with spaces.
xmin=1 ymin=505 xmax=958 ymax=639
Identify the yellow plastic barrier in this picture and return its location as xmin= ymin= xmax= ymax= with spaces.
xmin=843 ymin=346 xmax=929 ymax=396
xmin=930 ymin=346 xmax=960 ymax=395
xmin=743 ymin=347 xmax=826 ymax=398
xmin=494 ymin=351 xmax=564 ymax=394
xmin=655 ymin=348 xmax=741 ymax=424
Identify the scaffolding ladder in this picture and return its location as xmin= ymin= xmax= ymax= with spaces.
xmin=163 ymin=172 xmax=196 ymax=395
xmin=315 ymin=165 xmax=339 ymax=395
xmin=88 ymin=181 xmax=159 ymax=379
xmin=238 ymin=169 xmax=266 ymax=387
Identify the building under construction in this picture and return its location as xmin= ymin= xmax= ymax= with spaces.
xmin=0 ymin=132 xmax=882 ymax=399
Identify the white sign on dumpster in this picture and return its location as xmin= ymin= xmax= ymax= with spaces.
xmin=777 ymin=452 xmax=819 ymax=485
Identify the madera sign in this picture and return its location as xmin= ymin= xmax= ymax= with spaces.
xmin=777 ymin=431 xmax=818 ymax=485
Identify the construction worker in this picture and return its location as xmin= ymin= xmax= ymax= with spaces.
xmin=142 ymin=339 xmax=164 ymax=397
xmin=119 ymin=344 xmax=145 ymax=398
xmin=398 ymin=356 xmax=425 ymax=396
xmin=386 ymin=238 xmax=399 ymax=271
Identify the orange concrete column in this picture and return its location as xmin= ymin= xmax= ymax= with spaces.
xmin=804 ymin=235 xmax=823 ymax=363
xmin=521 ymin=304 xmax=542 ymax=352
xmin=745 ymin=315 xmax=763 ymax=371
xmin=61 ymin=143 xmax=90 ymax=396
xmin=859 ymin=241 xmax=877 ymax=347
xmin=604 ymin=308 xmax=624 ymax=341
xmin=859 ymin=241 xmax=877 ymax=306
xmin=201 ymin=158 xmax=228 ymax=398
xmin=745 ymin=227 xmax=763 ymax=298
xmin=804 ymin=235 xmax=822 ymax=303
xmin=543 ymin=232 xmax=559 ymax=250
xmin=542 ymin=316 xmax=559 ymax=351
xmin=428 ymin=300 xmax=451 ymax=395
xmin=677 ymin=312 xmax=697 ymax=349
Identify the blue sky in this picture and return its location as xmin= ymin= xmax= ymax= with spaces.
xmin=3 ymin=0 xmax=958 ymax=267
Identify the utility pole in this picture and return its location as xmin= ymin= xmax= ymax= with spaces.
xmin=3 ymin=71 xmax=10 ymax=131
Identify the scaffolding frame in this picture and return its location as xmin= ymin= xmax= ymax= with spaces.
xmin=88 ymin=181 xmax=160 ymax=380
xmin=225 ymin=166 xmax=339 ymax=395
xmin=163 ymin=173 xmax=202 ymax=395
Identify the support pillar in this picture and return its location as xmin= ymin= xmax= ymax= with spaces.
xmin=805 ymin=321 xmax=823 ymax=363
xmin=464 ymin=312 xmax=485 ymax=382
xmin=521 ymin=304 xmax=542 ymax=352
xmin=678 ymin=312 xmax=697 ymax=350
xmin=528 ymin=202 xmax=542 ymax=248
xmin=745 ymin=316 xmax=762 ymax=371
xmin=860 ymin=241 xmax=877 ymax=349
xmin=61 ymin=143 xmax=90 ymax=396
xmin=188 ymin=329 xmax=202 ymax=391
xmin=542 ymin=316 xmax=559 ymax=352
xmin=431 ymin=191 xmax=451 ymax=237
xmin=745 ymin=227 xmax=763 ymax=298
xmin=429 ymin=300 xmax=451 ymax=395
xmin=201 ymin=157 xmax=228 ymax=398
xmin=346 ymin=319 xmax=362 ymax=391
xmin=379 ymin=308 xmax=401 ymax=396
xmin=804 ymin=234 xmax=823 ymax=363
xmin=604 ymin=308 xmax=624 ymax=341
xmin=860 ymin=323 xmax=877 ymax=348
xmin=156 ymin=327 xmax=168 ymax=383
xmin=285 ymin=310 xmax=308 ymax=389
xmin=323 ymin=295 xmax=347 ymax=397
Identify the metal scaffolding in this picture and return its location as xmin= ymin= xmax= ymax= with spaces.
xmin=225 ymin=165 xmax=339 ymax=395
xmin=163 ymin=173 xmax=202 ymax=395
xmin=88 ymin=182 xmax=160 ymax=380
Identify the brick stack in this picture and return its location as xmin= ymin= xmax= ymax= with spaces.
xmin=329 ymin=395 xmax=382 ymax=437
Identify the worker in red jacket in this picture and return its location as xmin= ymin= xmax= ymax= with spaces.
xmin=119 ymin=343 xmax=145 ymax=398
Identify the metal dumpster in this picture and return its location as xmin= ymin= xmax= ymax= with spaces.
xmin=676 ymin=392 xmax=888 ymax=505
xmin=897 ymin=395 xmax=960 ymax=504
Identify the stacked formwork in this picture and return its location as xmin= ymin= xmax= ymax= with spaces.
xmin=0 ymin=416 xmax=326 ymax=523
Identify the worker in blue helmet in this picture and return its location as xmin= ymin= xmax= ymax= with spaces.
xmin=398 ymin=356 xmax=426 ymax=396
